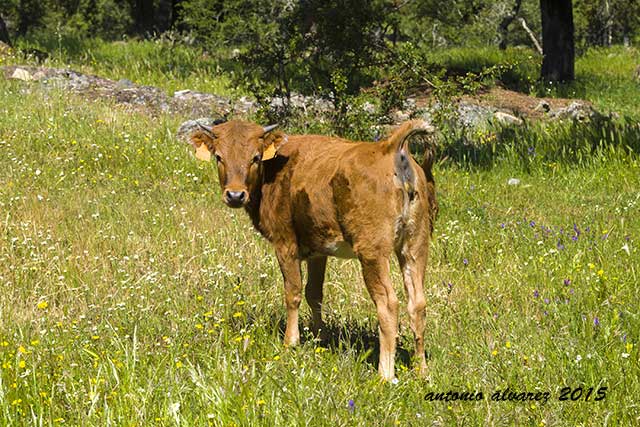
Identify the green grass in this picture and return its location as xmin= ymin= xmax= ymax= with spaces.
xmin=8 ymin=35 xmax=241 ymax=97
xmin=1 ymin=59 xmax=639 ymax=426
xmin=573 ymin=46 xmax=640 ymax=117
xmin=5 ymin=35 xmax=640 ymax=121
xmin=418 ymin=45 xmax=640 ymax=119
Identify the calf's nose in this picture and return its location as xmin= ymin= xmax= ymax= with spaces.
xmin=224 ymin=189 xmax=247 ymax=207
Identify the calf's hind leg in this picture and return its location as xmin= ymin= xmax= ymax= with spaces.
xmin=396 ymin=235 xmax=429 ymax=375
xmin=360 ymin=256 xmax=399 ymax=380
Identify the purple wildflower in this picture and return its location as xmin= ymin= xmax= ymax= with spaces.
xmin=500 ymin=223 xmax=505 ymax=229
xmin=557 ymin=240 xmax=565 ymax=251
xmin=622 ymin=333 xmax=627 ymax=343
xmin=348 ymin=399 xmax=355 ymax=412
xmin=544 ymin=298 xmax=550 ymax=304
xmin=447 ymin=282 xmax=453 ymax=294
xmin=593 ymin=317 xmax=600 ymax=327
xmin=569 ymin=288 xmax=574 ymax=294
xmin=530 ymin=220 xmax=536 ymax=227
xmin=533 ymin=290 xmax=539 ymax=298
xmin=463 ymin=258 xmax=468 ymax=266
xmin=528 ymin=147 xmax=536 ymax=156
xmin=563 ymin=278 xmax=571 ymax=286
xmin=571 ymin=235 xmax=578 ymax=242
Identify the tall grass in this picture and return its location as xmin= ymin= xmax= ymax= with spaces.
xmin=9 ymin=35 xmax=240 ymax=96
xmin=436 ymin=118 xmax=640 ymax=170
xmin=7 ymin=37 xmax=640 ymax=118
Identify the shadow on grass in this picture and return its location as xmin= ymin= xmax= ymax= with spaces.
xmin=272 ymin=315 xmax=415 ymax=369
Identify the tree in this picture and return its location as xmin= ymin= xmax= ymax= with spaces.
xmin=498 ymin=0 xmax=523 ymax=49
xmin=0 ymin=15 xmax=11 ymax=46
xmin=540 ymin=0 xmax=575 ymax=82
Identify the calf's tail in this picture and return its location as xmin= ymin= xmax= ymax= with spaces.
xmin=388 ymin=120 xmax=439 ymax=234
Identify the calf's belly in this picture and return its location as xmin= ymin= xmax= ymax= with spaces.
xmin=302 ymin=240 xmax=357 ymax=259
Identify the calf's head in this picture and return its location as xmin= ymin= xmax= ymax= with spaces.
xmin=188 ymin=120 xmax=286 ymax=208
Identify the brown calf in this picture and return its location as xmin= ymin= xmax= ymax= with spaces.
xmin=186 ymin=119 xmax=437 ymax=380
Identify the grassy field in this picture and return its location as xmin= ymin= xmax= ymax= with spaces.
xmin=6 ymin=36 xmax=640 ymax=118
xmin=1 ymin=42 xmax=639 ymax=426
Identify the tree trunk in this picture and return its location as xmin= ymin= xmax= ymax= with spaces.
xmin=0 ymin=15 xmax=11 ymax=47
xmin=498 ymin=0 xmax=523 ymax=50
xmin=540 ymin=0 xmax=575 ymax=82
xmin=134 ymin=0 xmax=156 ymax=35
xmin=603 ymin=0 xmax=612 ymax=47
xmin=170 ymin=0 xmax=182 ymax=27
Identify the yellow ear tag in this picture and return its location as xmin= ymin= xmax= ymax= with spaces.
xmin=195 ymin=143 xmax=212 ymax=162
xmin=262 ymin=143 xmax=277 ymax=161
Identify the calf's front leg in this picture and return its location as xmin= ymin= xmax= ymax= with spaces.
xmin=275 ymin=243 xmax=303 ymax=346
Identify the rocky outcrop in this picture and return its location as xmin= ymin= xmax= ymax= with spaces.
xmin=1 ymin=65 xmax=256 ymax=117
xmin=2 ymin=65 xmax=612 ymax=129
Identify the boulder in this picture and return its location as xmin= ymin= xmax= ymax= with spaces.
xmin=494 ymin=111 xmax=523 ymax=126
xmin=10 ymin=67 xmax=32 ymax=81
xmin=549 ymin=101 xmax=606 ymax=122
xmin=534 ymin=100 xmax=551 ymax=113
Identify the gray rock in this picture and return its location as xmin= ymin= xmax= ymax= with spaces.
xmin=534 ymin=100 xmax=551 ymax=113
xmin=175 ymin=118 xmax=224 ymax=145
xmin=456 ymin=102 xmax=496 ymax=128
xmin=32 ymin=71 xmax=46 ymax=81
xmin=549 ymin=101 xmax=605 ymax=122
xmin=10 ymin=68 xmax=32 ymax=81
xmin=173 ymin=89 xmax=192 ymax=98
xmin=391 ymin=110 xmax=411 ymax=123
xmin=1 ymin=65 xmax=257 ymax=117
xmin=116 ymin=78 xmax=135 ymax=89
xmin=494 ymin=111 xmax=523 ymax=126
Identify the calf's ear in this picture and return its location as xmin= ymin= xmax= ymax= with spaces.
xmin=190 ymin=132 xmax=214 ymax=161
xmin=188 ymin=123 xmax=217 ymax=162
xmin=261 ymin=128 xmax=288 ymax=161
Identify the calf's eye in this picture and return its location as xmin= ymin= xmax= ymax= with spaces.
xmin=215 ymin=154 xmax=222 ymax=163
xmin=252 ymin=154 xmax=261 ymax=164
